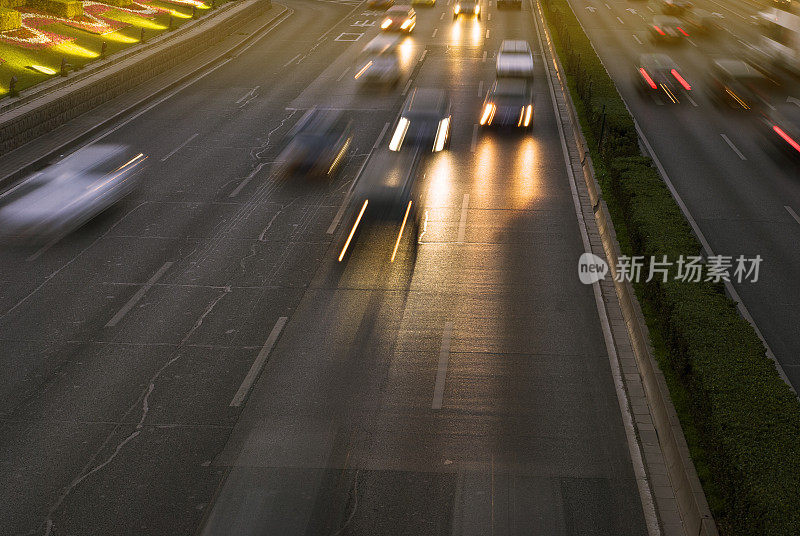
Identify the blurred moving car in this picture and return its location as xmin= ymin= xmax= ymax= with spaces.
xmin=411 ymin=0 xmax=435 ymax=7
xmin=496 ymin=39 xmax=534 ymax=79
xmin=759 ymin=106 xmax=800 ymax=162
xmin=381 ymin=5 xmax=416 ymax=32
xmin=635 ymin=53 xmax=692 ymax=103
xmin=661 ymin=0 xmax=692 ymax=15
xmin=274 ymin=108 xmax=353 ymax=179
xmin=650 ymin=15 xmax=689 ymax=44
xmin=480 ymin=78 xmax=534 ymax=129
xmin=368 ymin=0 xmax=394 ymax=9
xmin=706 ymin=58 xmax=769 ymax=111
xmin=680 ymin=8 xmax=720 ymax=35
xmin=389 ymin=87 xmax=452 ymax=152
xmin=355 ymin=34 xmax=402 ymax=86
xmin=0 ymin=145 xmax=147 ymax=242
xmin=454 ymin=0 xmax=480 ymax=19
xmin=338 ymin=150 xmax=422 ymax=263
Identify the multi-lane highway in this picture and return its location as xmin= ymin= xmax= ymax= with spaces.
xmin=564 ymin=0 xmax=800 ymax=387
xmin=0 ymin=0 xmax=657 ymax=534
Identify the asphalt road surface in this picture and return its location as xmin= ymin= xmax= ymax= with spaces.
xmin=563 ymin=0 xmax=800 ymax=387
xmin=0 ymin=1 xmax=649 ymax=534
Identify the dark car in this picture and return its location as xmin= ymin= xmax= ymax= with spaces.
xmin=479 ymin=78 xmax=534 ymax=129
xmin=275 ymin=108 xmax=353 ymax=179
xmin=635 ymin=53 xmax=692 ymax=103
xmin=381 ymin=5 xmax=416 ymax=32
xmin=680 ymin=8 xmax=720 ymax=35
xmin=661 ymin=0 xmax=692 ymax=15
xmin=454 ymin=0 xmax=480 ymax=19
xmin=759 ymin=106 xmax=800 ymax=163
xmin=389 ymin=87 xmax=452 ymax=152
xmin=707 ymin=58 xmax=770 ymax=111
xmin=650 ymin=15 xmax=689 ymax=44
xmin=338 ymin=150 xmax=422 ymax=263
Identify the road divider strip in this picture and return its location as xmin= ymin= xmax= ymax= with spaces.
xmin=230 ymin=316 xmax=288 ymax=407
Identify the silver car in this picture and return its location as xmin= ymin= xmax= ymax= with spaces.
xmin=0 ymin=144 xmax=147 ymax=242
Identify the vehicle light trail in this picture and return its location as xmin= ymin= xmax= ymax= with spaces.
xmin=391 ymin=200 xmax=413 ymax=262
xmin=339 ymin=200 xmax=368 ymax=261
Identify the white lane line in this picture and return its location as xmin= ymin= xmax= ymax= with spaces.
xmin=605 ymin=3 xmax=610 ymax=8
xmin=457 ymin=193 xmax=469 ymax=243
xmin=440 ymin=11 xmax=445 ymax=19
xmin=616 ymin=16 xmax=624 ymax=23
xmin=230 ymin=316 xmax=288 ymax=407
xmin=432 ymin=27 xmax=438 ymax=37
xmin=431 ymin=321 xmax=453 ymax=409
xmin=161 ymin=133 xmax=198 ymax=162
xmin=485 ymin=29 xmax=490 ymax=39
xmin=282 ymin=53 xmax=301 ymax=68
xmin=336 ymin=66 xmax=350 ymax=81
xmin=686 ymin=94 xmax=698 ymax=107
xmin=721 ymin=134 xmax=746 ymax=160
xmin=419 ymin=49 xmax=428 ymax=62
xmin=785 ymin=205 xmax=800 ymax=226
xmin=633 ymin=34 xmax=643 ymax=44
xmin=229 ymin=162 xmax=268 ymax=197
xmin=488 ymin=12 xmax=491 ymax=20
xmin=687 ymin=38 xmax=697 ymax=47
xmin=470 ymin=123 xmax=478 ymax=152
xmin=235 ymin=86 xmax=261 ymax=104
xmin=647 ymin=5 xmax=654 ymax=11
xmin=106 ymin=262 xmax=173 ymax=327
xmin=327 ymin=122 xmax=390 ymax=235
xmin=478 ymin=79 xmax=484 ymax=97
xmin=482 ymin=50 xmax=487 ymax=62
xmin=402 ymin=77 xmax=414 ymax=96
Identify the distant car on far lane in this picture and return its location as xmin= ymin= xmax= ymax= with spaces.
xmin=381 ymin=5 xmax=416 ymax=32
xmin=0 ymin=145 xmax=147 ymax=243
xmin=661 ymin=0 xmax=692 ymax=15
xmin=650 ymin=15 xmax=689 ymax=44
xmin=680 ymin=8 xmax=720 ymax=35
xmin=706 ymin=58 xmax=770 ymax=111
xmin=355 ymin=34 xmax=402 ymax=87
xmin=454 ymin=0 xmax=480 ymax=19
xmin=480 ymin=78 xmax=534 ymax=130
xmin=635 ymin=53 xmax=692 ymax=103
xmin=759 ymin=106 xmax=800 ymax=163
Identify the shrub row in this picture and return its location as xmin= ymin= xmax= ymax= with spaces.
xmin=28 ymin=0 xmax=83 ymax=18
xmin=0 ymin=6 xmax=20 ymax=31
xmin=540 ymin=0 xmax=800 ymax=534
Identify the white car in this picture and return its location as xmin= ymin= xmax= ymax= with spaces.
xmin=0 ymin=145 xmax=147 ymax=242
xmin=496 ymin=40 xmax=534 ymax=78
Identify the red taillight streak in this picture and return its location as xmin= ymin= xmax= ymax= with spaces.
xmin=671 ymin=69 xmax=691 ymax=90
xmin=773 ymin=125 xmax=800 ymax=153
xmin=639 ymin=68 xmax=657 ymax=89
xmin=677 ymin=26 xmax=688 ymax=36
xmin=653 ymin=25 xmax=665 ymax=35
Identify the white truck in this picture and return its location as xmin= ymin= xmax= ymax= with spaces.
xmin=495 ymin=40 xmax=534 ymax=79
xmin=753 ymin=6 xmax=800 ymax=75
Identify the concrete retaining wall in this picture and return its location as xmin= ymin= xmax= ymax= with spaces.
xmin=0 ymin=0 xmax=270 ymax=155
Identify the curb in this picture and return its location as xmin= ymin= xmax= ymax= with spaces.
xmin=0 ymin=1 xmax=289 ymax=190
xmin=532 ymin=2 xmax=718 ymax=535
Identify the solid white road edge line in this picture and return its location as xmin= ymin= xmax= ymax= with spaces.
xmin=106 ymin=262 xmax=173 ymax=327
xmin=636 ymin=123 xmax=793 ymax=392
xmin=230 ymin=316 xmax=288 ymax=407
xmin=457 ymin=193 xmax=469 ymax=243
xmin=532 ymin=4 xmax=661 ymax=535
xmin=431 ymin=321 xmax=453 ymax=409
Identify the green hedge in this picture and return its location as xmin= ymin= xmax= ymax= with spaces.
xmin=541 ymin=0 xmax=800 ymax=534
